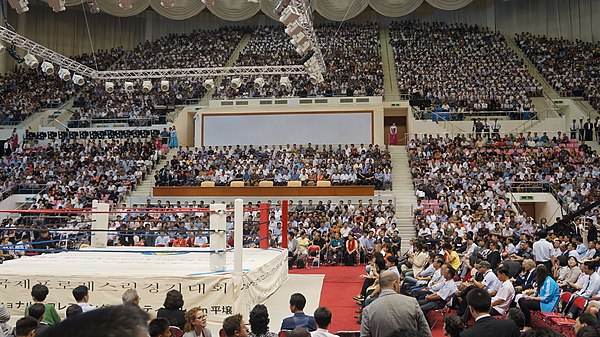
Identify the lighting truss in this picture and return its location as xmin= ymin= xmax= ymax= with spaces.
xmin=0 ymin=25 xmax=96 ymax=77
xmin=286 ymin=0 xmax=326 ymax=73
xmin=0 ymin=25 xmax=309 ymax=80
xmin=94 ymin=65 xmax=307 ymax=80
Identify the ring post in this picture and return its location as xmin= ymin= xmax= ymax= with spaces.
xmin=282 ymin=200 xmax=288 ymax=249
xmin=234 ymin=199 xmax=243 ymax=275
xmin=259 ymin=202 xmax=269 ymax=249
xmin=91 ymin=200 xmax=109 ymax=248
xmin=210 ymin=203 xmax=227 ymax=272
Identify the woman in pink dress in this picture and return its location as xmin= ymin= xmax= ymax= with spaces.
xmin=389 ymin=123 xmax=398 ymax=145
xmin=10 ymin=128 xmax=18 ymax=150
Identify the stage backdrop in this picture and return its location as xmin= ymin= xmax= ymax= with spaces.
xmin=201 ymin=111 xmax=374 ymax=146
xmin=0 ymin=248 xmax=288 ymax=326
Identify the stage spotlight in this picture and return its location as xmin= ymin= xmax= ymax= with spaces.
xmin=290 ymin=32 xmax=308 ymax=47
xmin=8 ymin=0 xmax=29 ymax=13
xmin=279 ymin=76 xmax=291 ymax=89
xmin=247 ymin=0 xmax=259 ymax=2
xmin=295 ymin=41 xmax=311 ymax=55
xmin=285 ymin=21 xmax=302 ymax=37
xmin=0 ymin=45 xmax=5 ymax=54
xmin=279 ymin=6 xmax=299 ymax=25
xmin=72 ymin=74 xmax=85 ymax=86
xmin=105 ymin=81 xmax=115 ymax=93
xmin=47 ymin=0 xmax=65 ymax=12
xmin=230 ymin=78 xmax=242 ymax=89
xmin=124 ymin=81 xmax=134 ymax=92
xmin=58 ymin=68 xmax=71 ymax=81
xmin=161 ymin=0 xmax=175 ymax=7
xmin=309 ymin=73 xmax=324 ymax=85
xmin=41 ymin=61 xmax=55 ymax=75
xmin=119 ymin=0 xmax=133 ymax=9
xmin=201 ymin=0 xmax=214 ymax=5
xmin=160 ymin=80 xmax=169 ymax=92
xmin=24 ymin=53 xmax=38 ymax=68
xmin=142 ymin=80 xmax=152 ymax=93
xmin=254 ymin=77 xmax=265 ymax=89
xmin=203 ymin=79 xmax=214 ymax=90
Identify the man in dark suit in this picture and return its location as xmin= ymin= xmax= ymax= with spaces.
xmin=460 ymin=288 xmax=519 ymax=337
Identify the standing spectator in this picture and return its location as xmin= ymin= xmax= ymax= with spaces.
xmin=532 ymin=231 xmax=554 ymax=273
xmin=25 ymin=284 xmax=61 ymax=325
xmin=311 ymin=307 xmax=338 ymax=337
xmin=389 ymin=123 xmax=398 ymax=145
xmin=161 ymin=128 xmax=169 ymax=146
xmin=360 ymin=270 xmax=431 ymax=337
xmin=460 ymin=288 xmax=519 ymax=337
xmin=169 ymin=127 xmax=179 ymax=149
xmin=281 ymin=293 xmax=317 ymax=332
xmin=248 ymin=304 xmax=276 ymax=337
xmin=157 ymin=290 xmax=186 ymax=330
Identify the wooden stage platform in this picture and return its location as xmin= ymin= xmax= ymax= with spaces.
xmin=152 ymin=186 xmax=375 ymax=197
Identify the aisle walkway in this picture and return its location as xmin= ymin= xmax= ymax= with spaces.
xmin=289 ymin=265 xmax=364 ymax=333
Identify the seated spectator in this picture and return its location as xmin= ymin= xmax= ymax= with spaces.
xmin=149 ymin=318 xmax=172 ymax=337
xmin=248 ymin=304 xmax=276 ymax=337
xmin=27 ymin=303 xmax=49 ymax=335
xmin=518 ymin=265 xmax=560 ymax=328
xmin=443 ymin=314 xmax=464 ymax=337
xmin=14 ymin=316 xmax=38 ymax=337
xmin=490 ymin=268 xmax=515 ymax=316
xmin=281 ymin=293 xmax=317 ymax=332
xmin=575 ymin=313 xmax=598 ymax=335
xmin=72 ymin=285 xmax=95 ymax=313
xmin=461 ymin=288 xmax=519 ymax=337
xmin=65 ymin=304 xmax=83 ymax=318
xmin=25 ymin=284 xmax=61 ymax=325
xmin=37 ymin=305 xmax=150 ymax=337
xmin=157 ymin=290 xmax=186 ymax=330
xmin=183 ymin=307 xmax=211 ymax=337
xmin=310 ymin=307 xmax=337 ymax=337
xmin=222 ymin=314 xmax=249 ymax=337
xmin=418 ymin=264 xmax=457 ymax=324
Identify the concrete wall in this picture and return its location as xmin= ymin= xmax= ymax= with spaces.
xmin=506 ymin=192 xmax=564 ymax=225
xmin=173 ymin=107 xmax=198 ymax=147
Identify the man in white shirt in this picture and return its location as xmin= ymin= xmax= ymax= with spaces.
xmin=490 ymin=268 xmax=515 ymax=316
xmin=311 ymin=307 xmax=339 ymax=337
xmin=72 ymin=285 xmax=95 ymax=313
xmin=532 ymin=231 xmax=555 ymax=272
xmin=418 ymin=264 xmax=458 ymax=323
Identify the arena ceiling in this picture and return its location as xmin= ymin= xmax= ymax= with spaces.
xmin=44 ymin=0 xmax=475 ymax=21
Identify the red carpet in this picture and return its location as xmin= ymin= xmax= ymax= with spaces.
xmin=290 ymin=265 xmax=365 ymax=333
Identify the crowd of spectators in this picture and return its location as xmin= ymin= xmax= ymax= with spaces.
xmin=214 ymin=23 xmax=384 ymax=99
xmin=72 ymin=47 xmax=125 ymax=71
xmin=390 ymin=22 xmax=542 ymax=113
xmin=154 ymin=143 xmax=392 ymax=190
xmin=515 ymin=32 xmax=600 ymax=111
xmin=0 ymin=137 xmax=162 ymax=208
xmin=0 ymin=47 xmax=125 ymax=126
xmin=69 ymin=28 xmax=246 ymax=124
xmin=0 ymin=69 xmax=76 ymax=125
xmin=0 ymin=284 xmax=339 ymax=337
xmin=408 ymin=132 xmax=599 ymax=226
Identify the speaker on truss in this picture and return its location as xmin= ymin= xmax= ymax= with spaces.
xmin=79 ymin=131 xmax=89 ymax=139
xmin=47 ymin=131 xmax=57 ymax=140
xmin=69 ymin=131 xmax=78 ymax=139
xmin=58 ymin=131 xmax=68 ymax=140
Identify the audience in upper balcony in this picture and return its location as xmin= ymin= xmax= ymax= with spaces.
xmin=390 ymin=22 xmax=542 ymax=115
xmin=154 ymin=144 xmax=392 ymax=190
xmin=215 ymin=23 xmax=383 ymax=99
xmin=0 ymin=47 xmax=124 ymax=126
xmin=516 ymin=32 xmax=600 ymax=112
xmin=0 ymin=138 xmax=162 ymax=207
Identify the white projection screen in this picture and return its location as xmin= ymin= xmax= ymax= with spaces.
xmin=202 ymin=111 xmax=373 ymax=146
